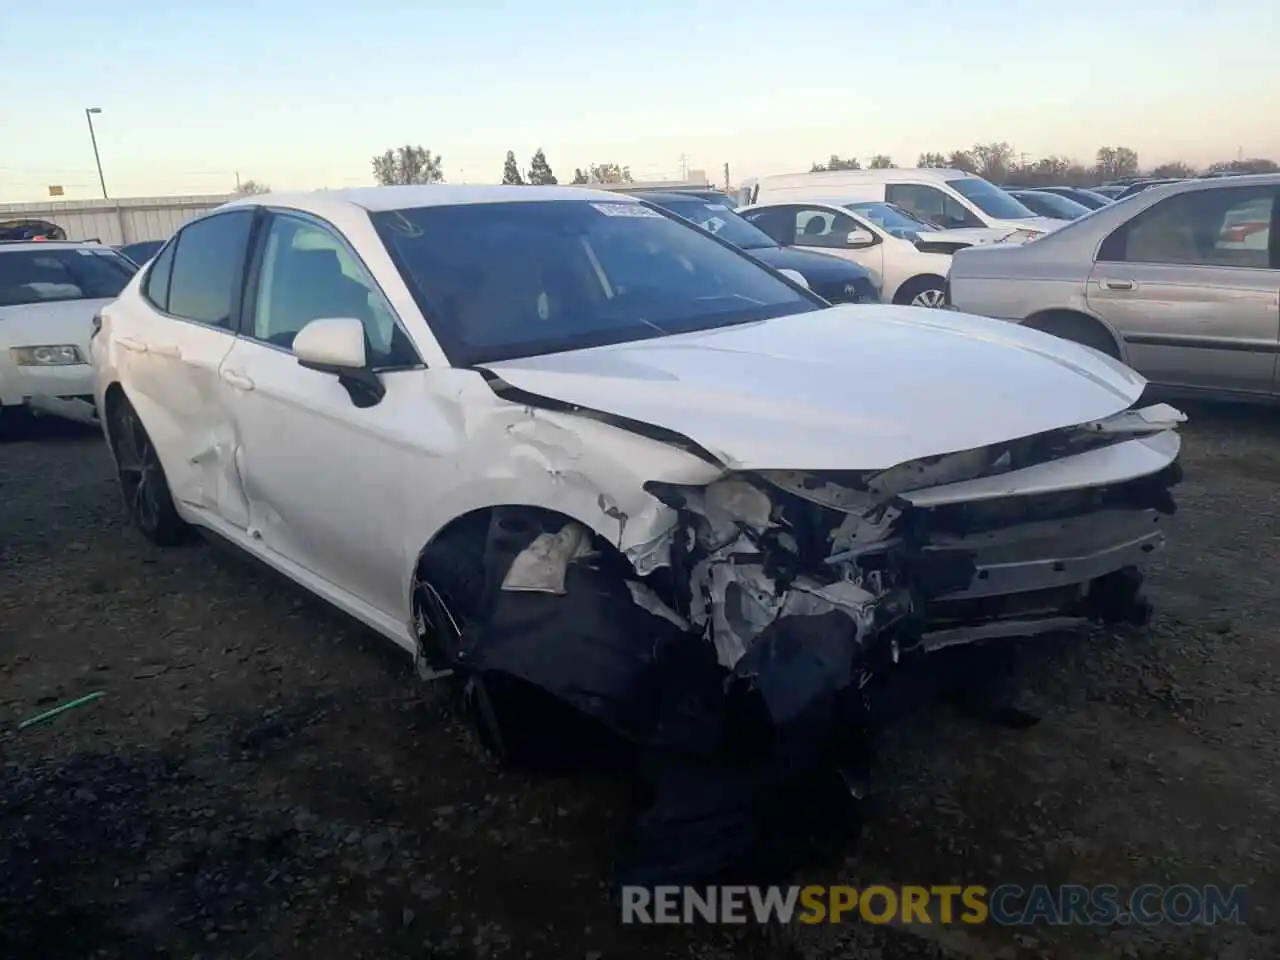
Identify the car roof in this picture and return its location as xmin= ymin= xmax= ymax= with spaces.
xmin=750 ymin=196 xmax=872 ymax=208
xmin=226 ymin=184 xmax=635 ymax=217
xmin=758 ymin=167 xmax=975 ymax=185
xmin=631 ymin=191 xmax=724 ymax=204
xmin=0 ymin=240 xmax=104 ymax=252
xmin=1133 ymin=173 xmax=1279 ymax=200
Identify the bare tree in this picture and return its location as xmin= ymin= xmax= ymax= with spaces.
xmin=969 ymin=142 xmax=1015 ymax=181
xmin=1206 ymin=158 xmax=1278 ymax=175
xmin=571 ymin=168 xmax=589 ymax=184
xmin=917 ymin=152 xmax=949 ymax=168
xmin=868 ymin=154 xmax=895 ymax=169
xmin=1151 ymin=161 xmax=1198 ymax=178
xmin=947 ymin=150 xmax=976 ymax=173
xmin=587 ymin=162 xmax=632 ymax=184
xmin=1093 ymin=146 xmax=1140 ymax=181
xmin=234 ymin=179 xmax=270 ymax=196
xmin=371 ymin=145 xmax=444 ymax=186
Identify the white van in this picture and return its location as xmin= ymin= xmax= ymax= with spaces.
xmin=740 ymin=168 xmax=1069 ymax=238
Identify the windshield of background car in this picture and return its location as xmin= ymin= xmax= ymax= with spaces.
xmin=655 ymin=199 xmax=777 ymax=249
xmin=372 ymin=200 xmax=820 ymax=366
xmin=1070 ymin=189 xmax=1111 ymax=209
xmin=1022 ymin=192 xmax=1090 ymax=219
xmin=949 ymin=177 xmax=1038 ymax=219
xmin=0 ymin=247 xmax=137 ymax=307
xmin=844 ymin=201 xmax=938 ymax=236
xmin=120 ymin=241 xmax=164 ymax=264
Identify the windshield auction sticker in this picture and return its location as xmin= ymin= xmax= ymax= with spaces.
xmin=590 ymin=203 xmax=663 ymax=218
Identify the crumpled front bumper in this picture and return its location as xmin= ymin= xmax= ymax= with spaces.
xmin=425 ymin=402 xmax=1185 ymax=887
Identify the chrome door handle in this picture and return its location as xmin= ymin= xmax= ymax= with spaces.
xmin=1101 ymin=278 xmax=1136 ymax=291
xmin=116 ymin=336 xmax=149 ymax=353
xmin=220 ymin=369 xmax=255 ymax=391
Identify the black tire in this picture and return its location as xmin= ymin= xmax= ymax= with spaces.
xmin=108 ymin=397 xmax=189 ymax=546
xmin=894 ymin=275 xmax=947 ymax=308
xmin=1030 ymin=313 xmax=1120 ymax=358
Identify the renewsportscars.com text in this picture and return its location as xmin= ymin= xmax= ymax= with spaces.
xmin=620 ymin=884 xmax=1250 ymax=926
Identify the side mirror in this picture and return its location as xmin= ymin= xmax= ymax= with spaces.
xmin=293 ymin=316 xmax=385 ymax=408
xmin=845 ymin=228 xmax=876 ymax=248
xmin=778 ymin=268 xmax=809 ymax=289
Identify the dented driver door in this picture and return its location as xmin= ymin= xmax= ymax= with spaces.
xmin=214 ymin=210 xmax=428 ymax=620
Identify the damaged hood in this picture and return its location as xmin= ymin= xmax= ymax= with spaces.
xmin=483 ymin=306 xmax=1148 ymax=472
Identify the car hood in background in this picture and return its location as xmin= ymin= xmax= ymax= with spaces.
xmin=483 ymin=305 xmax=1146 ymax=472
xmin=913 ymin=226 xmax=1013 ymax=246
xmin=746 ymin=245 xmax=874 ymax=283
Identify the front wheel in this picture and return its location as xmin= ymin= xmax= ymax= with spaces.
xmin=895 ymin=276 xmax=947 ymax=309
xmin=108 ymin=397 xmax=188 ymax=546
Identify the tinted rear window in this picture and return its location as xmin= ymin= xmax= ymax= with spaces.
xmin=949 ymin=177 xmax=1037 ymax=219
xmin=371 ymin=200 xmax=817 ymax=365
xmin=0 ymin=248 xmax=136 ymax=307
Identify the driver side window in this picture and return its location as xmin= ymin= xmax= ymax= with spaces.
xmin=251 ymin=215 xmax=418 ymax=367
xmin=792 ymin=208 xmax=861 ymax=249
xmin=885 ymin=185 xmax=981 ymax=229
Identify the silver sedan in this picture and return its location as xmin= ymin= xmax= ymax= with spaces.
xmin=946 ymin=174 xmax=1279 ymax=400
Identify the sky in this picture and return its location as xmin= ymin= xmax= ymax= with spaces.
xmin=1 ymin=0 xmax=1276 ymax=203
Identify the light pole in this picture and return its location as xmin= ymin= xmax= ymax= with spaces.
xmin=84 ymin=107 xmax=108 ymax=199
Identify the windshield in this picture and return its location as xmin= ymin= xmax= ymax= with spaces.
xmin=1016 ymin=191 xmax=1091 ymax=220
xmin=0 ymin=247 xmax=137 ymax=307
xmin=651 ymin=198 xmax=777 ymax=250
xmin=372 ymin=200 xmax=819 ymax=366
xmin=119 ymin=240 xmax=164 ymax=265
xmin=949 ymin=177 xmax=1038 ymax=220
xmin=844 ymin=201 xmax=939 ymax=237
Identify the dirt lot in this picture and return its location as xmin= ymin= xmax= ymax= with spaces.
xmin=2 ymin=405 xmax=1277 ymax=960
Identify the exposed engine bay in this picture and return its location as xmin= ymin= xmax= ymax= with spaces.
xmin=414 ymin=402 xmax=1184 ymax=888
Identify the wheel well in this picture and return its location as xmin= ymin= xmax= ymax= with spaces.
xmin=892 ymin=273 xmax=947 ymax=304
xmin=413 ymin=505 xmax=630 ymax=617
xmin=1023 ymin=310 xmax=1121 ymax=358
xmin=417 ymin=506 xmax=623 ymax=568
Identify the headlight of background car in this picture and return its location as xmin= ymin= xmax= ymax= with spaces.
xmin=9 ymin=344 xmax=87 ymax=366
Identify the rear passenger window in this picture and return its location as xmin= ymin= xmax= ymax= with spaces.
xmin=143 ymin=241 xmax=175 ymax=311
xmin=166 ymin=211 xmax=254 ymax=328
xmin=1099 ymin=186 xmax=1274 ymax=269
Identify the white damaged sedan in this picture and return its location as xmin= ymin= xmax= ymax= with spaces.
xmin=92 ymin=185 xmax=1183 ymax=882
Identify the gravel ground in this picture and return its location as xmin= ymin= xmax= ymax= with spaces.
xmin=2 ymin=405 xmax=1277 ymax=960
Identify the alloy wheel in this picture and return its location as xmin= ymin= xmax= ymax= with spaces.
xmin=114 ymin=407 xmax=162 ymax=532
xmin=910 ymin=288 xmax=946 ymax=308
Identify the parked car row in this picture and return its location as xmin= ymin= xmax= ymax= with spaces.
xmin=80 ymin=187 xmax=1182 ymax=877
xmin=0 ymin=180 xmax=1191 ymax=880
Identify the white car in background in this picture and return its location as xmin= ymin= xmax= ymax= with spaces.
xmin=0 ymin=240 xmax=137 ymax=430
xmin=740 ymin=199 xmax=982 ymax=306
xmin=742 ymin=168 xmax=1069 ymax=239
xmin=92 ymin=184 xmax=1182 ymax=876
